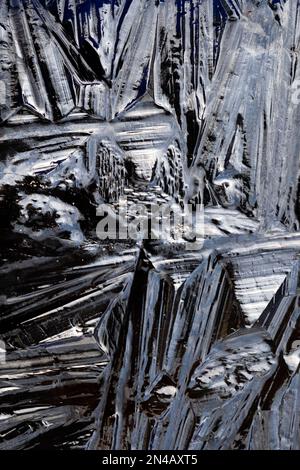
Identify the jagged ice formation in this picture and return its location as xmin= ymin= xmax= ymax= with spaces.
xmin=1 ymin=0 xmax=300 ymax=450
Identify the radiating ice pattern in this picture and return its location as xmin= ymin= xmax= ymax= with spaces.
xmin=1 ymin=0 xmax=300 ymax=450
